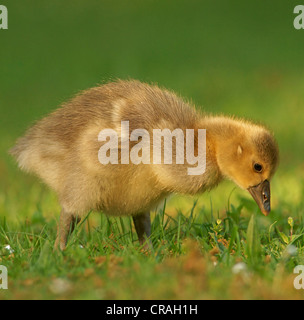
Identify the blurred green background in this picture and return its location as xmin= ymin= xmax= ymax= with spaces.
xmin=0 ymin=0 xmax=304 ymax=215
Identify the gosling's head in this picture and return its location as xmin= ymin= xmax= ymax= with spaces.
xmin=216 ymin=122 xmax=279 ymax=215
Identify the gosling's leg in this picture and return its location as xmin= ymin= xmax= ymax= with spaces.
xmin=54 ymin=209 xmax=80 ymax=251
xmin=133 ymin=211 xmax=152 ymax=249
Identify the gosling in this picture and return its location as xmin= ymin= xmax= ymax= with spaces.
xmin=10 ymin=80 xmax=279 ymax=250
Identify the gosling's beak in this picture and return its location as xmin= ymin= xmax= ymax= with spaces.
xmin=247 ymin=180 xmax=271 ymax=216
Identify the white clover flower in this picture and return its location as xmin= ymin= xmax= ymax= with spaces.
xmin=232 ymin=262 xmax=247 ymax=274
xmin=49 ymin=278 xmax=72 ymax=295
xmin=4 ymin=245 xmax=14 ymax=254
xmin=286 ymin=244 xmax=297 ymax=256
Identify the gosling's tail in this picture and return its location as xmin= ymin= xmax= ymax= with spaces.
xmin=9 ymin=134 xmax=35 ymax=172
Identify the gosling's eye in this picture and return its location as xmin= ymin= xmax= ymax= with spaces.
xmin=253 ymin=163 xmax=263 ymax=173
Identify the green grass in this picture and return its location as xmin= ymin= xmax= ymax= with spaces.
xmin=1 ymin=0 xmax=304 ymax=299
xmin=1 ymin=171 xmax=304 ymax=299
